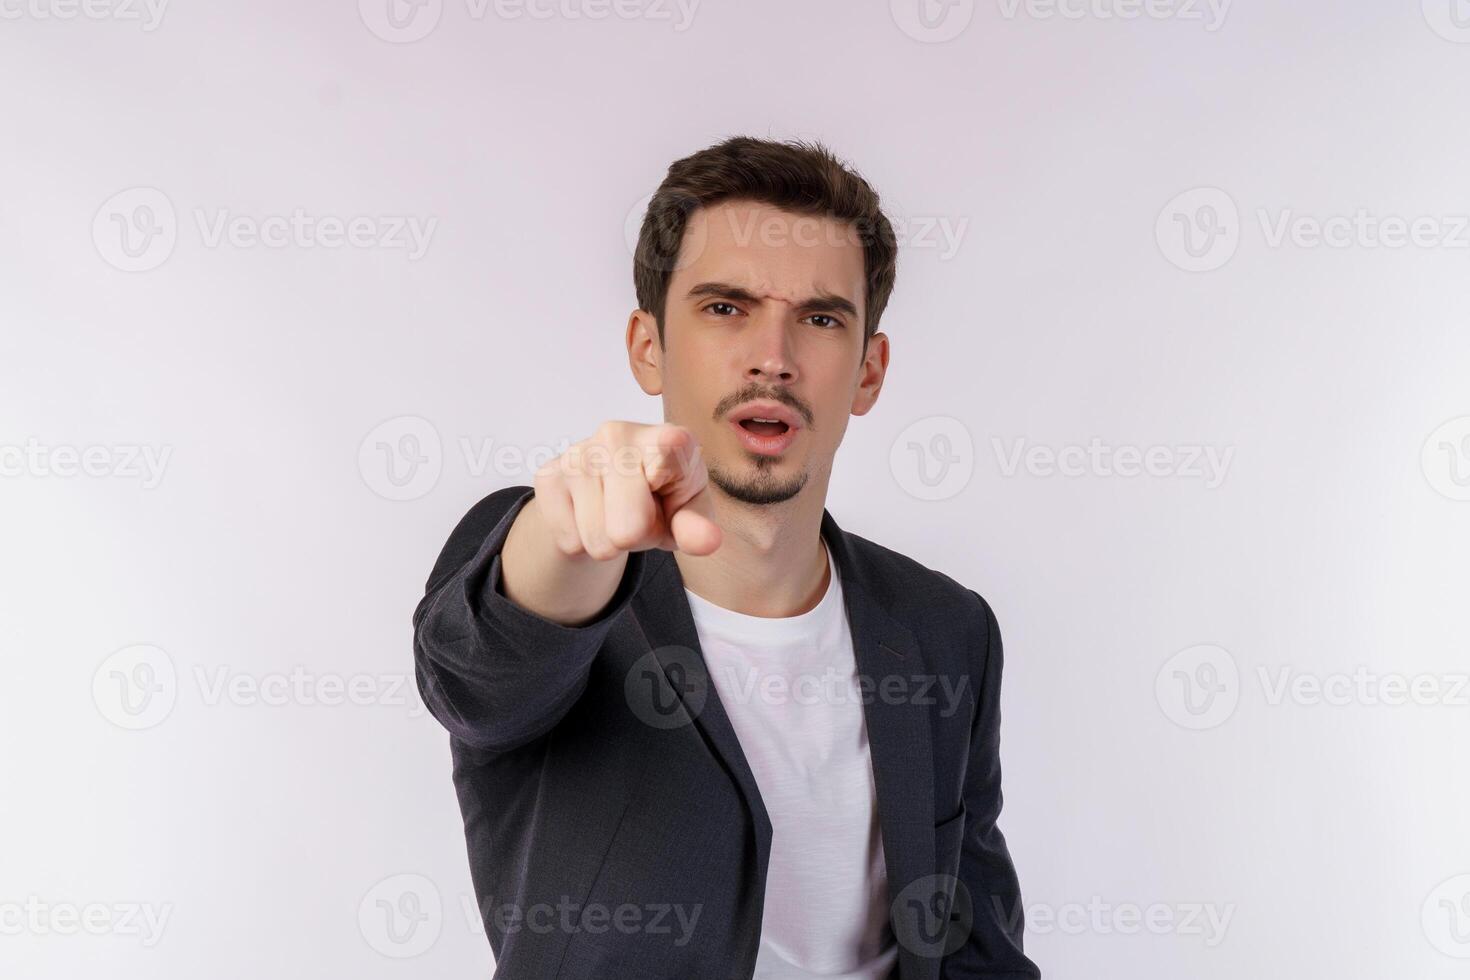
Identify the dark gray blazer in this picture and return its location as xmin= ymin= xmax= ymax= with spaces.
xmin=412 ymin=485 xmax=1040 ymax=980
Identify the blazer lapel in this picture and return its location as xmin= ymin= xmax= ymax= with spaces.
xmin=630 ymin=511 xmax=938 ymax=980
xmin=629 ymin=548 xmax=776 ymax=898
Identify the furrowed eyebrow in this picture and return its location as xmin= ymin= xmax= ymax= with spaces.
xmin=685 ymin=281 xmax=859 ymax=320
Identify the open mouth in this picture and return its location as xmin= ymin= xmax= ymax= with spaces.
xmin=728 ymin=402 xmax=802 ymax=456
xmin=738 ymin=418 xmax=791 ymax=437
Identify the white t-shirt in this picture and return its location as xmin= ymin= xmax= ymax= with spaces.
xmin=683 ymin=538 xmax=898 ymax=980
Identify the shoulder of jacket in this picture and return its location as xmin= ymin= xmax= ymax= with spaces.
xmin=839 ymin=526 xmax=990 ymax=630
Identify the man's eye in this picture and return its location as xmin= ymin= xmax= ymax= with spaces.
xmin=706 ymin=302 xmax=739 ymax=316
xmin=808 ymin=314 xmax=842 ymax=329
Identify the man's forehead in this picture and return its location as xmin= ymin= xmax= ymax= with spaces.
xmin=675 ymin=203 xmax=866 ymax=299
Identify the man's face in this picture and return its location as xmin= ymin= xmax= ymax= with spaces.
xmin=628 ymin=198 xmax=889 ymax=507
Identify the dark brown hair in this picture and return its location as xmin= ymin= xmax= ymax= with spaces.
xmin=633 ymin=136 xmax=898 ymax=351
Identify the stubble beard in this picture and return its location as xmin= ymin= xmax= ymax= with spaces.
xmin=707 ymin=452 xmax=808 ymax=506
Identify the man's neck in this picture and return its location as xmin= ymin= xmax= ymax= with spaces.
xmin=673 ymin=490 xmax=831 ymax=619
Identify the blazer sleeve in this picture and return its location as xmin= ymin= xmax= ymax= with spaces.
xmin=941 ymin=591 xmax=1042 ymax=979
xmin=411 ymin=484 xmax=650 ymax=753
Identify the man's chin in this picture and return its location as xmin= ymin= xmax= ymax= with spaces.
xmin=707 ymin=459 xmax=807 ymax=506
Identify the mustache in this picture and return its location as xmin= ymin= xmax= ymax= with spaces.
xmin=713 ymin=386 xmax=814 ymax=428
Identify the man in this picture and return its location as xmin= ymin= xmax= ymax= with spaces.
xmin=412 ymin=136 xmax=1040 ymax=979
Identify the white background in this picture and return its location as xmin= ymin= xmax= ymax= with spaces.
xmin=3 ymin=1 xmax=1469 ymax=977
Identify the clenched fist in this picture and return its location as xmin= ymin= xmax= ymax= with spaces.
xmin=532 ymin=421 xmax=723 ymax=559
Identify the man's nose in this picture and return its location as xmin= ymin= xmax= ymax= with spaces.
xmin=744 ymin=314 xmax=798 ymax=383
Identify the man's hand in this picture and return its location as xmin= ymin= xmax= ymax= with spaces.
xmin=499 ymin=422 xmax=721 ymax=626
xmin=534 ymin=421 xmax=723 ymax=559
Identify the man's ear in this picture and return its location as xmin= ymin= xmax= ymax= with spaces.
xmin=851 ymin=330 xmax=890 ymax=417
xmin=627 ymin=309 xmax=664 ymax=395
